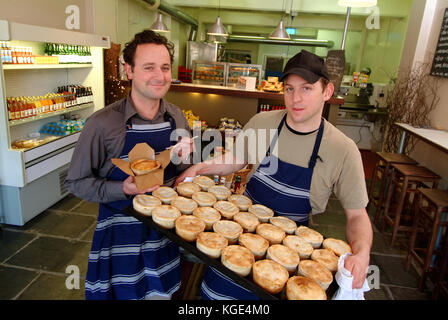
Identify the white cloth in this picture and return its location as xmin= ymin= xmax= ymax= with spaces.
xmin=332 ymin=253 xmax=370 ymax=300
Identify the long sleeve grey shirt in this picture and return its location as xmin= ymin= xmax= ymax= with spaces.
xmin=64 ymin=96 xmax=191 ymax=203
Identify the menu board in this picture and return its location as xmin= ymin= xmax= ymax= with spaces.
xmin=431 ymin=8 xmax=448 ymax=78
xmin=325 ymin=50 xmax=346 ymax=93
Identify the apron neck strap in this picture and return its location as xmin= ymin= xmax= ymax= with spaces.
xmin=308 ymin=119 xmax=325 ymax=169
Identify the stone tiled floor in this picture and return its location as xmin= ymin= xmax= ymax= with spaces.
xmin=0 ymin=186 xmax=436 ymax=300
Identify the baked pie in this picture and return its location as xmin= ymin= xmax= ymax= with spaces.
xmin=193 ymin=175 xmax=215 ymax=191
xmin=213 ymin=200 xmax=239 ymax=219
xmin=171 ymin=196 xmax=198 ymax=215
xmin=233 ymin=211 xmax=260 ymax=233
xmin=192 ymin=191 xmax=217 ymax=207
xmin=322 ymin=238 xmax=352 ymax=257
xmin=297 ymin=260 xmax=333 ymax=290
xmin=249 ymin=204 xmax=274 ymax=223
xmin=196 ymin=232 xmax=228 ymax=259
xmin=208 ymin=185 xmax=231 ymax=200
xmin=266 ymin=244 xmax=300 ymax=274
xmin=130 ymin=158 xmax=161 ymax=175
xmin=311 ymin=249 xmax=339 ymax=273
xmin=228 ymin=194 xmax=252 ymax=211
xmin=176 ymin=181 xmax=201 ymax=198
xmin=283 ymin=235 xmax=314 ymax=260
xmin=152 ymin=187 xmax=178 ymax=204
xmin=193 ymin=207 xmax=221 ymax=230
xmin=213 ymin=220 xmax=243 ymax=244
xmin=295 ymin=226 xmax=323 ymax=248
xmin=252 ymin=259 xmax=289 ymax=295
xmin=238 ymin=233 xmax=269 ymax=259
xmin=151 ymin=205 xmax=181 ymax=229
xmin=175 ymin=215 xmax=206 ymax=242
xmin=286 ymin=276 xmax=327 ymax=300
xmin=256 ymin=223 xmax=285 ymax=245
xmin=269 ymin=216 xmax=297 ymax=234
xmin=221 ymin=245 xmax=255 ymax=277
xmin=132 ymin=194 xmax=162 ymax=216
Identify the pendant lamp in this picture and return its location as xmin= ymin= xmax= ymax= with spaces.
xmin=150 ymin=12 xmax=170 ymax=33
xmin=207 ymin=0 xmax=228 ymax=37
xmin=269 ymin=20 xmax=290 ymax=40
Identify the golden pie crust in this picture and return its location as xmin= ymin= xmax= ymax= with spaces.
xmin=213 ymin=200 xmax=239 ymax=219
xmin=269 ymin=216 xmax=297 ymax=234
xmin=193 ymin=207 xmax=221 ymax=230
xmin=238 ymin=233 xmax=269 ymax=259
xmin=192 ymin=191 xmax=217 ymax=207
xmin=152 ymin=187 xmax=178 ymax=204
xmin=233 ymin=211 xmax=260 ymax=233
xmin=295 ymin=226 xmax=324 ymax=248
xmin=228 ymin=194 xmax=252 ymax=211
xmin=176 ymin=181 xmax=201 ymax=198
xmin=266 ymin=244 xmax=300 ymax=273
xmin=256 ymin=223 xmax=285 ymax=245
xmin=213 ymin=220 xmax=243 ymax=244
xmin=130 ymin=158 xmax=161 ymax=175
xmin=174 ymin=215 xmax=206 ymax=242
xmin=132 ymin=194 xmax=161 ymax=216
xmin=297 ymin=260 xmax=333 ymax=290
xmin=208 ymin=185 xmax=231 ymax=200
xmin=283 ymin=235 xmax=314 ymax=260
xmin=196 ymin=232 xmax=228 ymax=258
xmin=171 ymin=196 xmax=198 ymax=215
xmin=249 ymin=204 xmax=274 ymax=222
xmin=151 ymin=205 xmax=181 ymax=229
xmin=193 ymin=175 xmax=216 ymax=191
xmin=252 ymin=259 xmax=289 ymax=294
xmin=286 ymin=276 xmax=327 ymax=300
xmin=221 ymin=245 xmax=255 ymax=277
xmin=311 ymin=249 xmax=339 ymax=273
xmin=322 ymin=238 xmax=352 ymax=257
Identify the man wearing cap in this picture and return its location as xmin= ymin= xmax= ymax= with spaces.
xmin=176 ymin=50 xmax=373 ymax=300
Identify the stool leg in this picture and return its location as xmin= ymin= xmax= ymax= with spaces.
xmin=382 ymin=169 xmax=396 ymax=231
xmin=405 ymin=191 xmax=423 ymax=271
xmin=374 ymin=163 xmax=389 ymax=224
xmin=391 ymin=177 xmax=409 ymax=247
xmin=418 ymin=207 xmax=443 ymax=291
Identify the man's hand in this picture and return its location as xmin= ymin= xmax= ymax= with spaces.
xmin=172 ymin=136 xmax=195 ymax=162
xmin=344 ymin=252 xmax=370 ymax=289
xmin=123 ymin=175 xmax=160 ymax=195
xmin=174 ymin=163 xmax=203 ymax=187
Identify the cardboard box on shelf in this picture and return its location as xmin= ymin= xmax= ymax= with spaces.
xmin=111 ymin=143 xmax=171 ymax=191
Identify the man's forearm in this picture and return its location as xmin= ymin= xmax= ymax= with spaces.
xmin=345 ymin=209 xmax=373 ymax=257
xmin=65 ymin=177 xmax=126 ymax=203
xmin=196 ymin=152 xmax=247 ymax=176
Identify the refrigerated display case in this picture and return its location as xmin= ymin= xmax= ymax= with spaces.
xmin=226 ymin=63 xmax=262 ymax=88
xmin=192 ymin=61 xmax=226 ymax=86
xmin=0 ymin=20 xmax=110 ymax=226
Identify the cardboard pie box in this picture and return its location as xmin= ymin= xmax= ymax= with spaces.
xmin=111 ymin=143 xmax=171 ymax=191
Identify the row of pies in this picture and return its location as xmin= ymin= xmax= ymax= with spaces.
xmin=132 ymin=176 xmax=353 ymax=300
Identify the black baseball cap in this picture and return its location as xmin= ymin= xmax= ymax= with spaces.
xmin=280 ymin=50 xmax=330 ymax=83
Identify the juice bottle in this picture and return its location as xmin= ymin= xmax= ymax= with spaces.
xmin=7 ymin=97 xmax=15 ymax=121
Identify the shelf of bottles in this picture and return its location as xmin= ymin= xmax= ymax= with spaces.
xmin=7 ymin=85 xmax=94 ymax=127
xmin=1 ymin=41 xmax=92 ymax=68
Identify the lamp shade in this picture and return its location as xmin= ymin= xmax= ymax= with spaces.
xmin=269 ymin=20 xmax=290 ymax=40
xmin=338 ymin=0 xmax=377 ymax=7
xmin=150 ymin=13 xmax=170 ymax=33
xmin=206 ymin=16 xmax=228 ymax=36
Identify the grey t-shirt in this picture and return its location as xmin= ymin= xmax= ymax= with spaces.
xmin=65 ymin=96 xmax=190 ymax=203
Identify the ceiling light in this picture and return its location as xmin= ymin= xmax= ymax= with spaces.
xmin=207 ymin=16 xmax=228 ymax=36
xmin=150 ymin=12 xmax=169 ymax=33
xmin=269 ymin=20 xmax=290 ymax=40
xmin=338 ymin=0 xmax=377 ymax=7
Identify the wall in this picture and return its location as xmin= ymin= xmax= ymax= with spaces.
xmin=399 ymin=0 xmax=448 ymax=188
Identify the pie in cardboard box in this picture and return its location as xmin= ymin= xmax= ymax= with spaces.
xmin=111 ymin=143 xmax=171 ymax=191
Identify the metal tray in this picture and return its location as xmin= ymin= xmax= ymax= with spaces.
xmin=123 ymin=206 xmax=278 ymax=300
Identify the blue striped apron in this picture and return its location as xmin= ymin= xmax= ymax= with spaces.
xmin=85 ymin=112 xmax=181 ymax=300
xmin=200 ymin=115 xmax=325 ymax=300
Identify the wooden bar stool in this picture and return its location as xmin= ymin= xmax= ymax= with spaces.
xmin=368 ymin=152 xmax=417 ymax=225
xmin=382 ymin=164 xmax=441 ymax=247
xmin=433 ymin=226 xmax=448 ymax=300
xmin=405 ymin=188 xmax=448 ymax=291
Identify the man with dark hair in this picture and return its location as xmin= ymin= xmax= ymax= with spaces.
xmin=176 ymin=49 xmax=373 ymax=300
xmin=65 ymin=29 xmax=193 ymax=300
